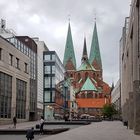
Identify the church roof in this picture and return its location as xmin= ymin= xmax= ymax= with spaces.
xmin=63 ymin=23 xmax=76 ymax=70
xmin=77 ymin=60 xmax=96 ymax=71
xmin=81 ymin=77 xmax=98 ymax=92
xmin=89 ymin=22 xmax=102 ymax=69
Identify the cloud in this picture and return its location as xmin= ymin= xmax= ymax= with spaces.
xmin=0 ymin=0 xmax=131 ymax=85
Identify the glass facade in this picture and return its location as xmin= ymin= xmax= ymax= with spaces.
xmin=0 ymin=48 xmax=2 ymax=60
xmin=7 ymin=37 xmax=30 ymax=57
xmin=43 ymin=51 xmax=65 ymax=120
xmin=44 ymin=51 xmax=65 ymax=103
xmin=16 ymin=79 xmax=27 ymax=119
xmin=0 ymin=72 xmax=12 ymax=118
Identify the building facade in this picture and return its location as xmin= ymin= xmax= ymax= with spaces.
xmin=15 ymin=36 xmax=38 ymax=121
xmin=0 ymin=35 xmax=30 ymax=124
xmin=63 ymin=22 xmax=111 ymax=117
xmin=111 ymin=79 xmax=121 ymax=119
xmin=33 ymin=37 xmax=49 ymax=119
xmin=0 ymin=21 xmax=38 ymax=121
xmin=120 ymin=0 xmax=140 ymax=134
xmin=43 ymin=51 xmax=65 ymax=120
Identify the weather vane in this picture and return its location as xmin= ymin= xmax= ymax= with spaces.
xmin=68 ymin=14 xmax=71 ymax=23
xmin=93 ymin=9 xmax=97 ymax=22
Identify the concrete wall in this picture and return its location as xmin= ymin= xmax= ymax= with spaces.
xmin=0 ymin=37 xmax=30 ymax=124
xmin=120 ymin=0 xmax=140 ymax=135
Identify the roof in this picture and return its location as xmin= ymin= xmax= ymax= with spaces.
xmin=76 ymin=98 xmax=106 ymax=108
xmin=89 ymin=22 xmax=102 ymax=69
xmin=77 ymin=60 xmax=96 ymax=71
xmin=81 ymin=77 xmax=98 ymax=92
xmin=63 ymin=23 xmax=76 ymax=69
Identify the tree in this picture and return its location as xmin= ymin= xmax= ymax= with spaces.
xmin=102 ymin=103 xmax=117 ymax=119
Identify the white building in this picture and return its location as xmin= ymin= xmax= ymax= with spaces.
xmin=33 ymin=38 xmax=49 ymax=119
xmin=111 ymin=79 xmax=121 ymax=119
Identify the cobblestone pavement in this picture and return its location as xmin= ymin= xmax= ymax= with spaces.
xmin=39 ymin=121 xmax=140 ymax=140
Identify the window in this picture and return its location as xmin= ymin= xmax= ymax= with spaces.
xmin=0 ymin=72 xmax=12 ymax=118
xmin=52 ymin=77 xmax=55 ymax=87
xmin=52 ymin=91 xmax=55 ymax=102
xmin=51 ymin=54 xmax=55 ymax=61
xmin=44 ymin=66 xmax=51 ymax=74
xmin=87 ymin=93 xmax=93 ymax=98
xmin=24 ymin=63 xmax=28 ymax=73
xmin=44 ymin=91 xmax=51 ymax=102
xmin=16 ymin=58 xmax=19 ymax=69
xmin=16 ymin=79 xmax=26 ymax=119
xmin=9 ymin=54 xmax=13 ymax=66
xmin=44 ymin=55 xmax=50 ymax=61
xmin=52 ymin=65 xmax=55 ymax=73
xmin=0 ymin=48 xmax=2 ymax=60
xmin=85 ymin=72 xmax=88 ymax=80
xmin=45 ymin=77 xmax=50 ymax=88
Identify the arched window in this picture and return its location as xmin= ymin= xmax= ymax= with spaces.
xmin=93 ymin=73 xmax=95 ymax=78
xmin=85 ymin=72 xmax=89 ymax=80
xmin=87 ymin=93 xmax=93 ymax=98
xmin=95 ymin=94 xmax=97 ymax=98
xmin=77 ymin=73 xmax=81 ymax=81
xmin=81 ymin=93 xmax=85 ymax=98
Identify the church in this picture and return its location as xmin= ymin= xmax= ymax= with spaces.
xmin=63 ymin=22 xmax=111 ymax=117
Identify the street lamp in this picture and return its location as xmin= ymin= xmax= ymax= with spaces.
xmin=63 ymin=80 xmax=68 ymax=115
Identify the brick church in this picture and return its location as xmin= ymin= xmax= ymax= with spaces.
xmin=63 ymin=22 xmax=111 ymax=117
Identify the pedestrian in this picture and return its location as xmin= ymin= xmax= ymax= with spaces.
xmin=40 ymin=116 xmax=44 ymax=134
xmin=26 ymin=127 xmax=34 ymax=140
xmin=13 ymin=116 xmax=17 ymax=128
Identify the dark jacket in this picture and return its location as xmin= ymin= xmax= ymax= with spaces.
xmin=26 ymin=129 xmax=34 ymax=139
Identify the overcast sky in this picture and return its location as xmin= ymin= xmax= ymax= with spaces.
xmin=0 ymin=0 xmax=131 ymax=85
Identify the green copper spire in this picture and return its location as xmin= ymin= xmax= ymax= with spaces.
xmin=81 ymin=37 xmax=88 ymax=62
xmin=63 ymin=23 xmax=76 ymax=70
xmin=89 ymin=22 xmax=102 ymax=69
xmin=81 ymin=77 xmax=97 ymax=92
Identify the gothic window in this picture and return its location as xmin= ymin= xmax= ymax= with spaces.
xmin=85 ymin=72 xmax=88 ymax=80
xmin=81 ymin=93 xmax=85 ymax=98
xmin=93 ymin=73 xmax=95 ymax=78
xmin=87 ymin=93 xmax=93 ymax=98
xmin=77 ymin=73 xmax=81 ymax=81
xmin=95 ymin=94 xmax=97 ymax=98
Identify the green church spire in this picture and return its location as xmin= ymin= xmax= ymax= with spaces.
xmin=63 ymin=23 xmax=76 ymax=70
xmin=89 ymin=22 xmax=102 ymax=69
xmin=81 ymin=37 xmax=88 ymax=63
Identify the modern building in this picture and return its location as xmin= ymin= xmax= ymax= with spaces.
xmin=111 ymin=79 xmax=121 ymax=119
xmin=33 ymin=37 xmax=49 ymax=119
xmin=63 ymin=22 xmax=111 ymax=117
xmin=120 ymin=0 xmax=140 ymax=134
xmin=0 ymin=35 xmax=30 ymax=124
xmin=0 ymin=21 xmax=38 ymax=121
xmin=43 ymin=51 xmax=65 ymax=120
xmin=15 ymin=36 xmax=38 ymax=121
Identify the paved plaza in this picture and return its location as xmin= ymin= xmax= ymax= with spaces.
xmin=0 ymin=121 xmax=140 ymax=140
xmin=39 ymin=121 xmax=140 ymax=140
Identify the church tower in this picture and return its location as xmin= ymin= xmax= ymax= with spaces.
xmin=89 ymin=22 xmax=102 ymax=79
xmin=63 ymin=21 xmax=111 ymax=117
xmin=63 ymin=23 xmax=76 ymax=78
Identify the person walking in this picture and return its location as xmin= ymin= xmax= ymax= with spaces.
xmin=13 ymin=116 xmax=17 ymax=128
xmin=40 ymin=116 xmax=44 ymax=134
xmin=26 ymin=127 xmax=34 ymax=140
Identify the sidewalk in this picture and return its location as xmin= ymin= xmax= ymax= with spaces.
xmin=0 ymin=121 xmax=40 ymax=129
xmin=39 ymin=121 xmax=140 ymax=140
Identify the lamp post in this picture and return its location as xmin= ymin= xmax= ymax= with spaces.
xmin=64 ymin=82 xmax=68 ymax=112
